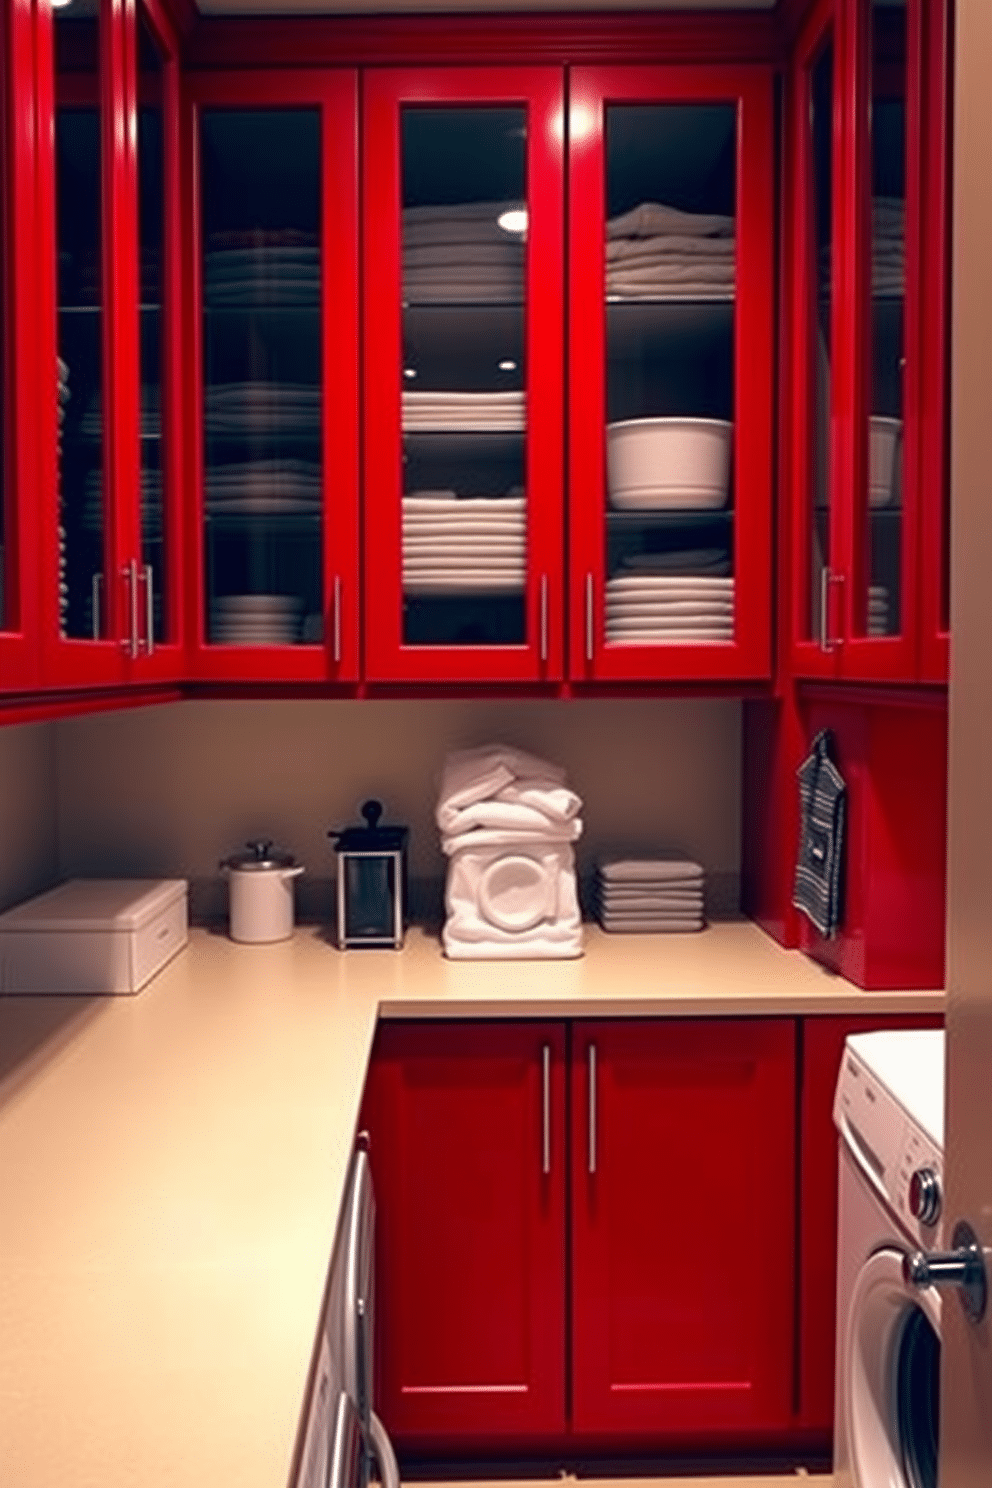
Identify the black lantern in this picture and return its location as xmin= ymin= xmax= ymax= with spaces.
xmin=329 ymin=800 xmax=409 ymax=949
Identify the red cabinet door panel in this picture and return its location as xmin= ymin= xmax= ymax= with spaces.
xmin=571 ymin=1019 xmax=795 ymax=1441
xmin=361 ymin=1021 xmax=567 ymax=1448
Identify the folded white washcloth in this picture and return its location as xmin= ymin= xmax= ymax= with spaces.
xmin=440 ymin=798 xmax=569 ymax=837
xmin=436 ymin=744 xmax=568 ymax=828
xmin=441 ymin=821 xmax=583 ymax=855
xmin=496 ymin=778 xmax=582 ymax=824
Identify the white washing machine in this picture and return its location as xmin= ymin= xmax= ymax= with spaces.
xmin=832 ymin=1028 xmax=945 ymax=1488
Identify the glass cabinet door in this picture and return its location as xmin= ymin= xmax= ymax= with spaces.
xmin=54 ymin=0 xmax=105 ymax=644
xmin=844 ymin=0 xmax=916 ymax=669
xmin=363 ymin=70 xmax=564 ymax=684
xmin=569 ymin=68 xmax=773 ymax=682
xmin=808 ymin=34 xmax=836 ymax=657
xmin=399 ymin=106 xmax=527 ymax=651
xmin=789 ymin=12 xmax=845 ymax=676
xmin=199 ymin=107 xmax=324 ymax=653
xmin=137 ymin=10 xmax=168 ymax=648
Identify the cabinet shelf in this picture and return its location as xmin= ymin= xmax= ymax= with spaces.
xmin=606 ymin=507 xmax=732 ymax=529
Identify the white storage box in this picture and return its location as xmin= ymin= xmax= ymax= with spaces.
xmin=0 ymin=879 xmax=188 ymax=995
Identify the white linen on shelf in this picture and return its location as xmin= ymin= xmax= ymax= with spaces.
xmin=605 ymin=201 xmax=736 ymax=301
xmin=594 ymin=855 xmax=706 ymax=933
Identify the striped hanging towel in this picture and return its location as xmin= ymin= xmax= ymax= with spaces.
xmin=792 ymin=728 xmax=846 ymax=937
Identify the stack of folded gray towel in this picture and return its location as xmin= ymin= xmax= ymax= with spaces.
xmin=593 ymin=857 xmax=706 ymax=933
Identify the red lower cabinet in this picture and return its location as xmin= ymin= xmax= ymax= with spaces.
xmin=570 ymin=1020 xmax=796 ymax=1445
xmin=796 ymin=1012 xmax=944 ymax=1437
xmin=360 ymin=1021 xmax=567 ymax=1451
xmin=362 ymin=1016 xmax=799 ymax=1459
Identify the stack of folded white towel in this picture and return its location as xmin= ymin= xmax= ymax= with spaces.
xmin=870 ymin=196 xmax=904 ymax=296
xmin=437 ymin=745 xmax=584 ymax=960
xmin=403 ymin=201 xmax=526 ymax=304
xmin=606 ymin=202 xmax=736 ymax=301
xmin=594 ymin=857 xmax=706 ymax=933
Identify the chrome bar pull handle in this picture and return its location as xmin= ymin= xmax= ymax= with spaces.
xmin=539 ymin=575 xmax=548 ymax=663
xmin=121 ymin=561 xmax=139 ymax=658
xmin=333 ymin=575 xmax=342 ymax=663
xmin=904 ymin=1220 xmax=988 ymax=1324
xmin=820 ymin=568 xmax=845 ymax=653
xmin=588 ymin=1042 xmax=598 ymax=1175
xmin=541 ymin=1044 xmax=551 ymax=1176
xmin=819 ymin=565 xmax=833 ymax=652
xmin=143 ymin=564 xmax=155 ymax=655
xmin=91 ymin=572 xmax=103 ymax=640
xmin=585 ymin=573 xmax=595 ymax=662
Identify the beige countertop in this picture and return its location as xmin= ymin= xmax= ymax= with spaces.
xmin=0 ymin=922 xmax=942 ymax=1488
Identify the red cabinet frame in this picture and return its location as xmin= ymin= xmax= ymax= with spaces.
xmin=1 ymin=0 xmax=43 ymax=692
xmin=788 ymin=0 xmax=951 ymax=684
xmin=362 ymin=67 xmax=565 ymax=686
xmin=568 ymin=65 xmax=775 ymax=684
xmin=21 ymin=0 xmax=188 ymax=690
xmin=183 ymin=68 xmax=360 ymax=683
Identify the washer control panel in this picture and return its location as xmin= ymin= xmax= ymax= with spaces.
xmin=894 ymin=1127 xmax=944 ymax=1247
xmin=835 ymin=1030 xmax=945 ymax=1249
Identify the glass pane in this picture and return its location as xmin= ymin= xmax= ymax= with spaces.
xmin=863 ymin=0 xmax=906 ymax=639
xmin=55 ymin=4 xmax=103 ymax=641
xmin=201 ymin=109 xmax=322 ymax=647
xmin=138 ymin=13 xmax=166 ymax=643
xmin=603 ymin=104 xmax=736 ymax=648
xmin=400 ymin=107 xmax=527 ymax=648
xmin=809 ymin=37 xmax=834 ymax=643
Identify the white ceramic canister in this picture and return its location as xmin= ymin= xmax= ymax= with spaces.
xmin=220 ymin=840 xmax=304 ymax=943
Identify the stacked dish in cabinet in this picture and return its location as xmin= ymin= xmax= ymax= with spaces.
xmin=199 ymin=110 xmax=325 ymax=647
xmin=398 ymin=111 xmax=530 ymax=649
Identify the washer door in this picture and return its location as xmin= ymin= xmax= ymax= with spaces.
xmin=845 ymin=1247 xmax=942 ymax=1488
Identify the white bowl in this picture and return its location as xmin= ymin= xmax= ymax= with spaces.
xmin=606 ymin=417 xmax=732 ymax=510
xmin=869 ymin=416 xmax=902 ymax=508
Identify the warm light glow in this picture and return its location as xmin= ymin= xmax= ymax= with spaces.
xmin=569 ymin=100 xmax=598 ymax=145
xmin=497 ymin=209 xmax=528 ymax=235
xmin=403 ymin=368 xmax=417 ymax=380
xmin=498 ymin=360 xmax=517 ymax=372
xmin=50 ymin=0 xmax=75 ymax=9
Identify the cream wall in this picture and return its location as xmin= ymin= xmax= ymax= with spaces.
xmin=0 ymin=722 xmax=58 ymax=914
xmin=52 ymin=697 xmax=742 ymax=921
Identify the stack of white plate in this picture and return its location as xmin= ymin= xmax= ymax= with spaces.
xmin=604 ymin=574 xmax=734 ymax=644
xmin=868 ymin=584 xmax=891 ymax=637
xmin=205 ymin=459 xmax=322 ymax=516
xmin=402 ymin=390 xmax=525 ymax=433
xmin=211 ymin=594 xmax=300 ymax=646
xmin=402 ymin=493 xmax=527 ymax=595
xmin=594 ymin=858 xmax=705 ymax=933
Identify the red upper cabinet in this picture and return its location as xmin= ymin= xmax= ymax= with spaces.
xmin=1 ymin=0 xmax=41 ymax=692
xmin=787 ymin=0 xmax=951 ymax=683
xmin=362 ymin=68 xmax=564 ymax=685
xmin=568 ymin=66 xmax=775 ymax=683
xmin=184 ymin=69 xmax=359 ymax=682
xmin=570 ymin=1019 xmax=796 ymax=1444
xmin=22 ymin=0 xmax=188 ymax=690
xmin=360 ymin=1020 xmax=567 ymax=1450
